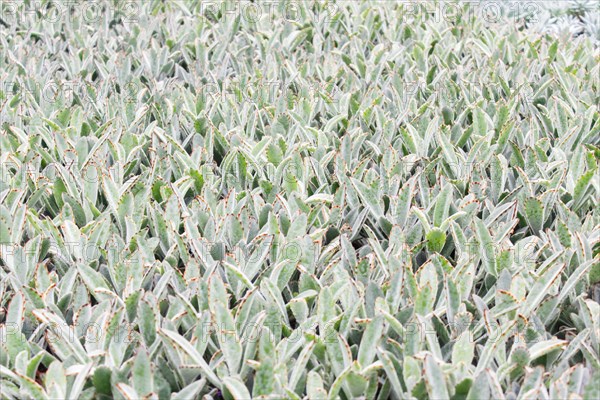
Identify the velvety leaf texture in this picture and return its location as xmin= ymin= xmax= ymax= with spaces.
xmin=0 ymin=1 xmax=598 ymax=399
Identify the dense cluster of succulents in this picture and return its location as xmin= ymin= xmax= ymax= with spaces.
xmin=533 ymin=1 xmax=600 ymax=42
xmin=0 ymin=1 xmax=599 ymax=399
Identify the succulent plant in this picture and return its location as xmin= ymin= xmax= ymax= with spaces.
xmin=0 ymin=1 xmax=598 ymax=399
